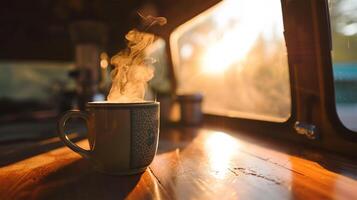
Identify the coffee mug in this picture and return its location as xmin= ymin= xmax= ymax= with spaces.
xmin=57 ymin=101 xmax=160 ymax=175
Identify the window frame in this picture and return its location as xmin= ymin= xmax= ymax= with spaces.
xmin=164 ymin=0 xmax=357 ymax=157
xmin=281 ymin=0 xmax=357 ymax=142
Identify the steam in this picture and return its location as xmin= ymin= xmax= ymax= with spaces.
xmin=107 ymin=14 xmax=167 ymax=103
xmin=137 ymin=12 xmax=167 ymax=29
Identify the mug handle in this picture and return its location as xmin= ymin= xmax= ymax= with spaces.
xmin=58 ymin=110 xmax=91 ymax=159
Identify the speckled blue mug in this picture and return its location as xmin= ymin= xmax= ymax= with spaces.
xmin=58 ymin=101 xmax=160 ymax=175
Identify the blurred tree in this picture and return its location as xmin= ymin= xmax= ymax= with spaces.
xmin=329 ymin=0 xmax=357 ymax=62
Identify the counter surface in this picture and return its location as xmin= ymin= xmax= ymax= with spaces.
xmin=1 ymin=127 xmax=357 ymax=200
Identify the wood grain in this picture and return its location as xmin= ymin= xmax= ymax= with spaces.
xmin=1 ymin=127 xmax=357 ymax=200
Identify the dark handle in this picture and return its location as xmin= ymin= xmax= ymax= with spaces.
xmin=57 ymin=110 xmax=91 ymax=159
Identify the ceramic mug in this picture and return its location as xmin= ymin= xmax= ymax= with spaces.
xmin=57 ymin=101 xmax=160 ymax=175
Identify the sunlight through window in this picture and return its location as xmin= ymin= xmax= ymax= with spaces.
xmin=170 ymin=0 xmax=291 ymax=122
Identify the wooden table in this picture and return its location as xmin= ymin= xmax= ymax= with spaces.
xmin=1 ymin=126 xmax=357 ymax=200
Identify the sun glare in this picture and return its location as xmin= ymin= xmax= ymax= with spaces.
xmin=198 ymin=0 xmax=284 ymax=75
xmin=204 ymin=131 xmax=241 ymax=179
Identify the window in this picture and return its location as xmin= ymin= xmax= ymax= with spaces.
xmin=329 ymin=0 xmax=357 ymax=132
xmin=170 ymin=0 xmax=291 ymax=122
xmin=0 ymin=61 xmax=74 ymax=102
